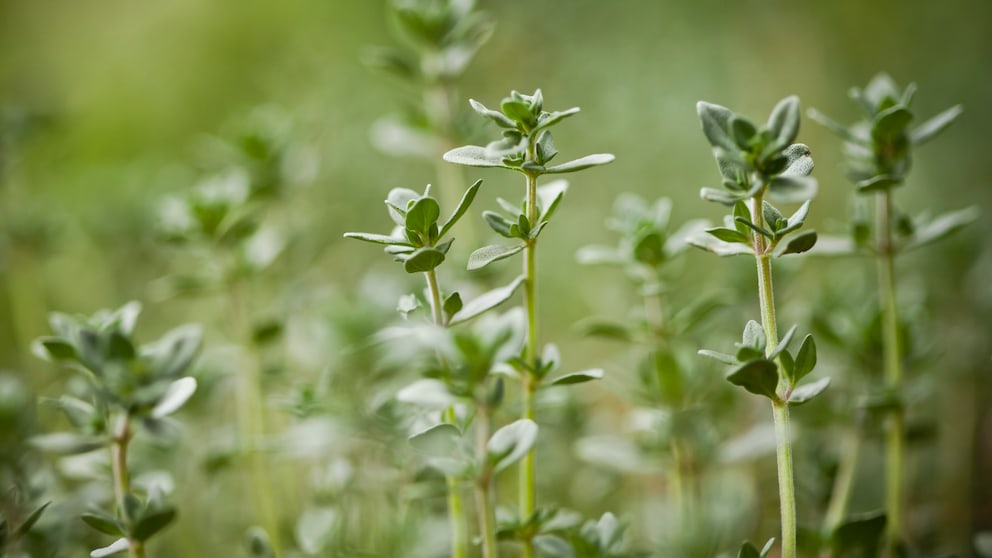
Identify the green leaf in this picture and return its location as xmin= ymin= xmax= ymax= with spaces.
xmin=574 ymin=318 xmax=633 ymax=341
xmin=778 ymin=200 xmax=810 ymax=236
xmin=403 ymin=247 xmax=446 ymax=273
xmin=30 ymin=432 xmax=107 ymax=455
xmin=405 ymin=197 xmax=440 ymax=235
xmin=905 ymin=206 xmax=979 ymax=251
xmin=132 ymin=506 xmax=177 ymax=541
xmin=793 ymin=334 xmax=817 ymax=383
xmin=690 ymin=233 xmax=754 ymax=257
xmin=385 ymin=187 xmax=420 ymax=225
xmin=151 ymin=377 xmax=197 ymax=418
xmin=769 ymin=324 xmax=797 ymax=360
xmin=872 ymin=106 xmax=913 ymax=140
xmin=438 ymin=179 xmax=482 ymax=238
xmin=537 ymin=179 xmax=568 ymax=222
xmin=34 ymin=337 xmax=78 ymax=361
xmin=145 ymin=324 xmax=202 ymax=379
xmin=730 ymin=116 xmax=758 ymax=149
xmin=396 ymin=379 xmax=454 ymax=408
xmin=698 ymin=349 xmax=739 ymax=365
xmin=768 ymin=95 xmax=800 ymax=147
xmin=735 ymin=217 xmax=774 ymax=239
xmin=487 ymin=419 xmax=538 ymax=473
xmin=697 ymin=101 xmax=737 ymax=151
xmin=777 ymin=230 xmax=817 ymax=256
xmin=14 ymin=501 xmax=51 ymax=538
xmin=467 ymin=244 xmax=524 ymax=271
xmin=768 ymin=175 xmax=817 ymax=203
xmin=533 ymin=534 xmax=576 ymax=558
xmin=90 ymin=538 xmax=130 ymax=558
xmin=759 ymin=538 xmax=776 ymax=558
xmin=788 ymin=377 xmax=830 ymax=406
xmin=448 ymin=276 xmax=524 ymax=325
xmin=534 ymin=107 xmax=581 ymax=133
xmin=443 ymin=292 xmax=463 ymax=321
xmin=706 ymin=227 xmax=750 ymax=244
xmin=808 ymin=108 xmax=863 ymax=144
xmin=501 ymin=99 xmax=534 ymax=126
xmin=245 ymin=526 xmax=276 ymax=558
xmin=469 ymin=99 xmax=516 ymax=128
xmin=483 ymin=211 xmax=516 ymax=238
xmin=763 ymin=201 xmax=784 ymax=232
xmin=81 ymin=511 xmax=125 ymax=536
xmin=856 ymin=175 xmax=902 ymax=194
xmin=831 ymin=511 xmax=886 ymax=557
xmin=549 ymin=368 xmax=603 ymax=386
xmin=911 ymin=105 xmax=963 ymax=145
xmin=543 ymin=153 xmax=615 ymax=174
xmin=408 ymin=423 xmax=462 ymax=458
xmin=343 ymin=231 xmax=409 ymax=245
xmin=443 ymin=145 xmax=513 ymax=168
xmin=738 ymin=540 xmax=761 ymax=558
xmin=700 ymin=188 xmax=744 ymax=206
xmin=726 ymin=359 xmax=779 ymax=400
xmin=742 ymin=320 xmax=766 ymax=351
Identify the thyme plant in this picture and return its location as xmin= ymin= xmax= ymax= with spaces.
xmin=809 ymin=73 xmax=977 ymax=554
xmin=32 ymin=302 xmax=201 ymax=558
xmin=345 ymin=182 xmax=531 ymax=558
xmin=693 ymin=96 xmax=829 ymax=558
xmin=444 ymin=89 xmax=613 ymax=558
xmin=365 ymin=0 xmax=494 ymax=215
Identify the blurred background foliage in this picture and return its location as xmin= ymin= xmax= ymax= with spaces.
xmin=1 ymin=0 xmax=990 ymax=556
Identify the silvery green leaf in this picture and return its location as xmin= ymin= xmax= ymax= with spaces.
xmin=408 ymin=423 xmax=462 ymax=458
xmin=443 ymin=145 xmax=514 ymax=168
xmin=396 ymin=379 xmax=455 ymax=408
xmin=768 ymin=175 xmax=817 ymax=204
xmin=448 ymin=276 xmax=524 ymax=325
xmin=788 ymin=377 xmax=830 ymax=406
xmin=486 ymin=419 xmax=538 ymax=473
xmin=767 ymin=95 xmax=800 ymax=147
xmin=910 ymin=105 xmax=963 ymax=145
xmin=467 ymin=244 xmax=524 ymax=271
xmin=537 ymin=179 xmax=568 ymax=222
xmin=151 ymin=377 xmax=197 ymax=418
xmin=468 ymin=98 xmax=516 ymax=128
xmin=90 ymin=538 xmax=130 ymax=558
xmin=549 ymin=368 xmax=604 ymax=386
xmin=697 ymin=101 xmax=737 ymax=151
xmin=543 ymin=153 xmax=615 ymax=174
xmin=904 ymin=206 xmax=979 ymax=251
xmin=575 ymin=245 xmax=623 ymax=265
xmin=690 ymin=231 xmax=753 ymax=257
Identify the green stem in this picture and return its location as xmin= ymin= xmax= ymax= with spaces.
xmin=230 ymin=275 xmax=280 ymax=555
xmin=519 ymin=168 xmax=539 ymax=558
xmin=426 ymin=269 xmax=469 ymax=558
xmin=475 ymin=408 xmax=498 ymax=558
xmin=750 ymin=194 xmax=796 ymax=558
xmin=876 ymin=190 xmax=904 ymax=554
xmin=823 ymin=427 xmax=861 ymax=534
xmin=111 ymin=413 xmax=146 ymax=558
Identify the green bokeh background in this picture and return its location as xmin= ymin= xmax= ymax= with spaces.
xmin=2 ymin=0 xmax=990 ymax=556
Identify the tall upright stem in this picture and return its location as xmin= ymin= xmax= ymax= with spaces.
xmin=749 ymin=194 xmax=796 ymax=558
xmin=425 ymin=269 xmax=469 ymax=558
xmin=876 ymin=190 xmax=904 ymax=554
xmin=519 ymin=169 xmax=539 ymax=558
xmin=474 ymin=408 xmax=498 ymax=558
xmin=111 ymin=413 xmax=146 ymax=558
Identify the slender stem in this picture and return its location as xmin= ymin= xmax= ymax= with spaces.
xmin=749 ymin=193 xmax=796 ymax=558
xmin=426 ymin=269 xmax=469 ymax=558
xmin=474 ymin=408 xmax=498 ymax=558
xmin=823 ymin=427 xmax=861 ymax=534
xmin=876 ymin=190 xmax=904 ymax=554
xmin=111 ymin=413 xmax=146 ymax=558
xmin=519 ymin=168 xmax=539 ymax=558
xmin=230 ymin=275 xmax=280 ymax=554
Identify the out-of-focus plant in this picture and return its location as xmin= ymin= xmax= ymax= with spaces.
xmin=365 ymin=0 xmax=494 ymax=215
xmin=693 ymin=96 xmax=828 ymax=558
xmin=444 ymin=88 xmax=614 ymax=558
xmin=575 ymin=194 xmax=737 ymax=555
xmin=155 ymin=109 xmax=312 ymax=550
xmin=31 ymin=302 xmax=201 ymax=558
xmin=346 ymin=181 xmax=533 ymax=558
xmin=808 ymin=73 xmax=977 ymax=556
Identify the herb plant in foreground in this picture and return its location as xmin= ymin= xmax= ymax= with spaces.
xmin=32 ymin=302 xmax=201 ymax=558
xmin=444 ymin=89 xmax=613 ymax=558
xmin=693 ymin=96 xmax=829 ymax=558
xmin=809 ymin=73 xmax=978 ymax=554
xmin=345 ymin=181 xmax=533 ymax=558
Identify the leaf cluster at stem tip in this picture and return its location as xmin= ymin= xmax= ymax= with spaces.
xmin=443 ymin=89 xmax=615 ymax=176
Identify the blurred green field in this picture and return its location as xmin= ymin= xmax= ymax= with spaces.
xmin=1 ymin=1 xmax=990 ymax=556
